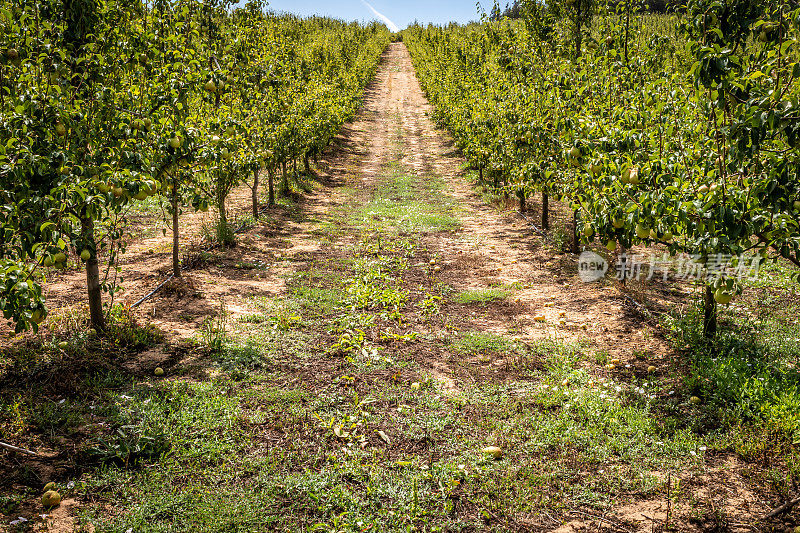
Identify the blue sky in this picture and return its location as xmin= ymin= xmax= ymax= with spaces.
xmin=264 ymin=0 xmax=488 ymax=30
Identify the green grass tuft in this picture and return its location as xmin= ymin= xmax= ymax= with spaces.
xmin=453 ymin=287 xmax=510 ymax=305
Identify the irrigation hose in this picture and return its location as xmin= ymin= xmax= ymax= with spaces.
xmin=131 ymin=274 xmax=175 ymax=308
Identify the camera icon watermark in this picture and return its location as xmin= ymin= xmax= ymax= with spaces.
xmin=578 ymin=251 xmax=609 ymax=282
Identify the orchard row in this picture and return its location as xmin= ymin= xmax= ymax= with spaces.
xmin=404 ymin=0 xmax=800 ymax=336
xmin=0 ymin=0 xmax=390 ymax=332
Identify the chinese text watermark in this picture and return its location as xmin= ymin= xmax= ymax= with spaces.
xmin=579 ymin=252 xmax=761 ymax=283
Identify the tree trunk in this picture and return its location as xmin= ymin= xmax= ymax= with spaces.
xmin=570 ymin=209 xmax=580 ymax=254
xmin=172 ymin=183 xmax=181 ymax=278
xmin=215 ymin=168 xmax=232 ymax=246
xmin=218 ymin=196 xmax=227 ymax=229
xmin=304 ymin=155 xmax=310 ymax=174
xmin=281 ymin=160 xmax=288 ymax=195
xmin=517 ymin=189 xmax=525 ymax=213
xmin=268 ymin=166 xmax=275 ymax=206
xmin=479 ymin=165 xmax=483 ymax=183
xmin=542 ymin=192 xmax=549 ymax=230
xmin=703 ymin=283 xmax=717 ymax=339
xmin=252 ymin=167 xmax=260 ymax=218
xmin=81 ymin=218 xmax=105 ymax=332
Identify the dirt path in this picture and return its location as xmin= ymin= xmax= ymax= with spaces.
xmin=358 ymin=44 xmax=671 ymax=361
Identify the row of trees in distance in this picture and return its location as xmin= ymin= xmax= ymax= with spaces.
xmin=0 ymin=0 xmax=390 ymax=333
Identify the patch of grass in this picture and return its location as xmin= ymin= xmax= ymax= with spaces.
xmin=660 ymin=244 xmax=800 ymax=479
xmin=453 ymin=287 xmax=510 ymax=305
xmin=235 ymin=323 xmax=315 ymax=364
xmin=107 ymin=305 xmax=164 ymax=349
xmin=450 ymin=331 xmax=521 ymax=356
xmin=350 ymin=171 xmax=460 ymax=233
xmin=127 ymin=193 xmax=168 ymax=219
xmin=535 ymin=338 xmax=587 ymax=372
xmin=126 ymin=195 xmax=170 ymax=239
xmin=237 ymin=313 xmax=268 ymax=324
xmin=199 ymin=303 xmax=228 ymax=353
xmin=743 ymin=255 xmax=799 ymax=292
xmin=355 ymin=198 xmax=459 ymax=232
xmin=100 ymin=380 xmax=243 ymax=463
xmin=283 ymin=268 xmax=345 ymax=318
xmin=79 ymin=379 xmax=250 ymax=530
xmin=230 ymin=211 xmax=258 ymax=232
xmin=241 ymin=386 xmax=308 ymax=411
xmin=214 ymin=339 xmax=267 ymax=374
xmin=663 ymin=304 xmax=800 ymax=473
xmin=342 ymin=257 xmax=409 ymax=313
xmin=259 ymin=305 xmax=303 ymax=332
xmin=26 ymin=398 xmax=85 ymax=435
xmin=291 ymin=285 xmax=341 ymax=317
xmin=593 ymin=349 xmax=610 ymax=365
xmin=505 ymin=373 xmax=701 ymax=494
xmin=200 ymin=217 xmax=235 ymax=246
xmin=357 ymin=233 xmax=418 ymax=258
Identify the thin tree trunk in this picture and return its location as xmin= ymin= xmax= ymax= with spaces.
xmin=281 ymin=160 xmax=288 ymax=195
xmin=620 ymin=246 xmax=628 ymax=286
xmin=570 ymin=209 xmax=580 ymax=254
xmin=172 ymin=184 xmax=180 ymax=278
xmin=304 ymin=155 xmax=310 ymax=174
xmin=218 ymin=197 xmax=227 ymax=229
xmin=215 ymin=167 xmax=232 ymax=245
xmin=518 ymin=189 xmax=526 ymax=213
xmin=542 ymin=192 xmax=549 ymax=230
xmin=703 ymin=283 xmax=717 ymax=339
xmin=268 ymin=166 xmax=275 ymax=206
xmin=81 ymin=218 xmax=105 ymax=331
xmin=252 ymin=167 xmax=260 ymax=218
xmin=479 ymin=165 xmax=483 ymax=183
